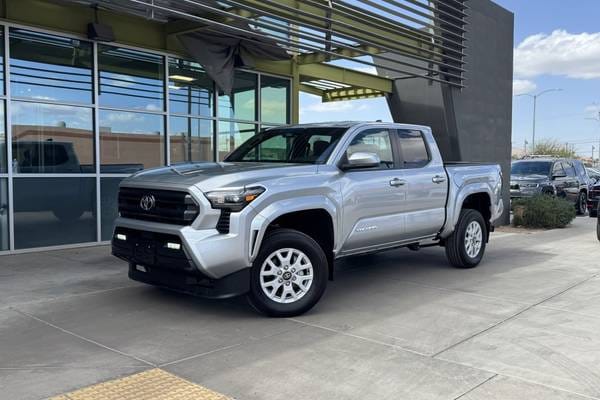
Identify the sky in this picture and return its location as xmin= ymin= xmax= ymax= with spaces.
xmin=299 ymin=0 xmax=600 ymax=158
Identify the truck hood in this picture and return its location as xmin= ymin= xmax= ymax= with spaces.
xmin=123 ymin=162 xmax=319 ymax=191
xmin=511 ymin=174 xmax=550 ymax=183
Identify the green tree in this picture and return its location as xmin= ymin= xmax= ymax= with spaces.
xmin=532 ymin=139 xmax=576 ymax=158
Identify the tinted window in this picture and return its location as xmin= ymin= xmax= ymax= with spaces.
xmin=260 ymin=76 xmax=289 ymax=124
xmin=0 ymin=178 xmax=7 ymax=251
xmin=98 ymin=45 xmax=164 ymax=111
xmin=396 ymin=129 xmax=429 ymax=168
xmin=169 ymin=58 xmax=213 ymax=117
xmin=11 ymin=102 xmax=93 ymax=173
xmin=226 ymin=127 xmax=346 ymax=164
xmin=552 ymin=162 xmax=565 ymax=176
xmin=511 ymin=161 xmax=552 ymax=176
xmin=562 ymin=162 xmax=576 ymax=177
xmin=10 ymin=29 xmax=93 ymax=103
xmin=218 ymin=71 xmax=256 ymax=121
xmin=346 ymin=129 xmax=394 ymax=169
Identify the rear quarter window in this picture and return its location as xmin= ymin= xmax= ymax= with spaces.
xmin=396 ymin=129 xmax=430 ymax=168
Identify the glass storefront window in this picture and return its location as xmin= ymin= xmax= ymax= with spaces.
xmin=100 ymin=177 xmax=123 ymax=241
xmin=13 ymin=177 xmax=96 ymax=249
xmin=218 ymin=120 xmax=256 ymax=160
xmin=0 ymin=28 xmax=5 ymax=95
xmin=218 ymin=71 xmax=257 ymax=121
xmin=169 ymin=59 xmax=213 ymax=117
xmin=0 ymin=178 xmax=7 ymax=251
xmin=98 ymin=45 xmax=164 ymax=111
xmin=11 ymin=102 xmax=94 ymax=173
xmin=99 ymin=110 xmax=164 ymax=172
xmin=261 ymin=76 xmax=289 ymax=124
xmin=170 ymin=117 xmax=213 ymax=164
xmin=10 ymin=29 xmax=93 ymax=104
xmin=0 ymin=102 xmax=6 ymax=173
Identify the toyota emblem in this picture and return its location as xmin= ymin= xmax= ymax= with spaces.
xmin=140 ymin=194 xmax=156 ymax=211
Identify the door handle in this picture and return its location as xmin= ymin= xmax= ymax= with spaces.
xmin=389 ymin=178 xmax=406 ymax=187
xmin=432 ymin=175 xmax=446 ymax=184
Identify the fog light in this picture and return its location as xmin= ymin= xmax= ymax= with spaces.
xmin=166 ymin=242 xmax=181 ymax=250
xmin=116 ymin=233 xmax=127 ymax=241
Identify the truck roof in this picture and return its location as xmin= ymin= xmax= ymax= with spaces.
xmin=268 ymin=121 xmax=431 ymax=130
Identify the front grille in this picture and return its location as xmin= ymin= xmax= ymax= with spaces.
xmin=510 ymin=184 xmax=519 ymax=190
xmin=118 ymin=187 xmax=199 ymax=225
xmin=590 ymin=188 xmax=600 ymax=200
xmin=216 ymin=209 xmax=231 ymax=234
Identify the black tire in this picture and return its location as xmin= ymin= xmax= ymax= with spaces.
xmin=590 ymin=209 xmax=598 ymax=218
xmin=247 ymin=228 xmax=328 ymax=317
xmin=597 ymin=217 xmax=600 ymax=242
xmin=445 ymin=209 xmax=487 ymax=269
xmin=576 ymin=191 xmax=587 ymax=215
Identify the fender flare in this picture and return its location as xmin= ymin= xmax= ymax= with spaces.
xmin=248 ymin=195 xmax=338 ymax=262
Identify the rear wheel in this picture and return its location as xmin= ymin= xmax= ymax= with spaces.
xmin=445 ymin=209 xmax=487 ymax=269
xmin=247 ymin=228 xmax=327 ymax=317
xmin=576 ymin=191 xmax=587 ymax=215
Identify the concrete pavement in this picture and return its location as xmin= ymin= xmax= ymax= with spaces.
xmin=1 ymin=217 xmax=599 ymax=400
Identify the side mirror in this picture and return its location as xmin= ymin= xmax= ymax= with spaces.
xmin=343 ymin=152 xmax=381 ymax=170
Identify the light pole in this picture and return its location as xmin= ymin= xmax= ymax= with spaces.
xmin=587 ymin=110 xmax=600 ymax=167
xmin=516 ymin=88 xmax=563 ymax=153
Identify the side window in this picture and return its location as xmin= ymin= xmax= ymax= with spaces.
xmin=346 ymin=129 xmax=394 ymax=169
xmin=396 ymin=129 xmax=430 ymax=168
xmin=552 ymin=162 xmax=565 ymax=176
xmin=561 ymin=162 xmax=575 ymax=177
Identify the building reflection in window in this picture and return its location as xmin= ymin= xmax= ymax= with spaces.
xmin=218 ymin=71 xmax=257 ymax=121
xmin=218 ymin=120 xmax=256 ymax=161
xmin=99 ymin=110 xmax=164 ymax=173
xmin=11 ymin=102 xmax=94 ymax=173
xmin=170 ymin=117 xmax=213 ymax=163
xmin=169 ymin=58 xmax=213 ymax=117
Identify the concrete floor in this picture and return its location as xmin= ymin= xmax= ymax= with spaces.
xmin=1 ymin=217 xmax=599 ymax=400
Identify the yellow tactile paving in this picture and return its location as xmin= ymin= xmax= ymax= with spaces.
xmin=49 ymin=368 xmax=232 ymax=400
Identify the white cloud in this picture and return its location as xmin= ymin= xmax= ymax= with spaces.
xmin=515 ymin=30 xmax=600 ymax=79
xmin=512 ymin=79 xmax=537 ymax=96
xmin=301 ymin=101 xmax=369 ymax=114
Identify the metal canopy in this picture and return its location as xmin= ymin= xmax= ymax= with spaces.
xmin=60 ymin=0 xmax=468 ymax=100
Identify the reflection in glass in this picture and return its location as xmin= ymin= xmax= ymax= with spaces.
xmin=169 ymin=59 xmax=214 ymax=117
xmin=98 ymin=45 xmax=164 ymax=111
xmin=0 ymin=29 xmax=5 ymax=95
xmin=10 ymin=29 xmax=93 ymax=103
xmin=0 ymin=179 xmax=7 ymax=251
xmin=11 ymin=102 xmax=93 ymax=173
xmin=13 ymin=177 xmax=96 ymax=249
xmin=101 ymin=177 xmax=123 ymax=241
xmin=170 ymin=117 xmax=213 ymax=163
xmin=218 ymin=71 xmax=257 ymax=121
xmin=99 ymin=110 xmax=164 ymax=172
xmin=261 ymin=76 xmax=289 ymax=124
xmin=218 ymin=121 xmax=256 ymax=160
xmin=0 ymin=102 xmax=6 ymax=173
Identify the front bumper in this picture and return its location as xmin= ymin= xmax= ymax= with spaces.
xmin=112 ymin=227 xmax=249 ymax=298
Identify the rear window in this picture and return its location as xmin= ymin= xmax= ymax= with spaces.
xmin=396 ymin=129 xmax=429 ymax=168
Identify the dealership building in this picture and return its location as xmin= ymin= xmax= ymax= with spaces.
xmin=0 ymin=0 xmax=512 ymax=253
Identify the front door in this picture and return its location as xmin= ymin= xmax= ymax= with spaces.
xmin=338 ymin=128 xmax=407 ymax=254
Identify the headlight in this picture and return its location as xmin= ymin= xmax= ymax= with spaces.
xmin=205 ymin=186 xmax=265 ymax=212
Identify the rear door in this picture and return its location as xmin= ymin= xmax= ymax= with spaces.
xmin=392 ymin=128 xmax=448 ymax=240
xmin=552 ymin=162 xmax=569 ymax=199
xmin=562 ymin=161 xmax=579 ymax=202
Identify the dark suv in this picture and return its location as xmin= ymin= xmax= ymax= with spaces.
xmin=511 ymin=158 xmax=589 ymax=215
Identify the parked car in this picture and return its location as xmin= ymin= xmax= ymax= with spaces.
xmin=586 ymin=167 xmax=600 ymax=183
xmin=589 ymin=181 xmax=600 ymax=217
xmin=511 ymin=158 xmax=588 ymax=215
xmin=111 ymin=122 xmax=503 ymax=317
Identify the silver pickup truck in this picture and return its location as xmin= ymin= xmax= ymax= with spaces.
xmin=112 ymin=122 xmax=503 ymax=317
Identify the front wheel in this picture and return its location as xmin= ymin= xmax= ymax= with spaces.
xmin=247 ymin=228 xmax=328 ymax=317
xmin=576 ymin=191 xmax=587 ymax=215
xmin=445 ymin=209 xmax=487 ymax=268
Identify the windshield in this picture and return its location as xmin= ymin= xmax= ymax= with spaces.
xmin=511 ymin=161 xmax=552 ymax=176
xmin=225 ymin=127 xmax=347 ymax=164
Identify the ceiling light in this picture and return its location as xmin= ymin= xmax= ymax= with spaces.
xmin=170 ymin=75 xmax=196 ymax=82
